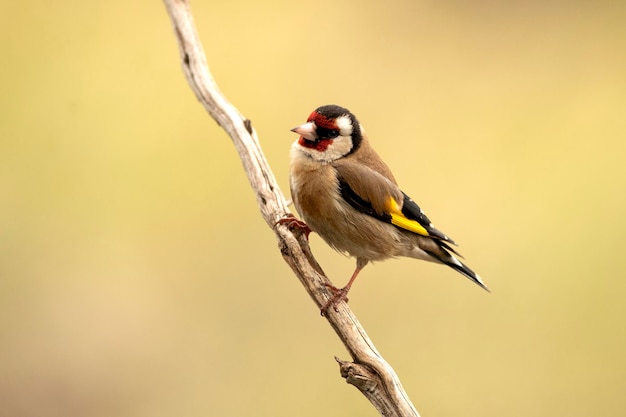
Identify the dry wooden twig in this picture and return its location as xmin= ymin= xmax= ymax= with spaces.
xmin=163 ymin=1 xmax=420 ymax=416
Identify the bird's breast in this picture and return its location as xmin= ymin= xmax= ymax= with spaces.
xmin=290 ymin=150 xmax=409 ymax=261
xmin=290 ymin=152 xmax=341 ymax=226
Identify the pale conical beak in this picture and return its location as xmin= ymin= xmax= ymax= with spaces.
xmin=290 ymin=122 xmax=317 ymax=141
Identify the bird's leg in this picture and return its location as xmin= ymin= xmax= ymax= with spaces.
xmin=320 ymin=258 xmax=368 ymax=316
xmin=275 ymin=213 xmax=312 ymax=239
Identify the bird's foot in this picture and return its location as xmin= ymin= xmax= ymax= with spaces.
xmin=320 ymin=283 xmax=350 ymax=316
xmin=276 ymin=214 xmax=311 ymax=239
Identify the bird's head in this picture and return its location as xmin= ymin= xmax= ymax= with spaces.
xmin=291 ymin=105 xmax=363 ymax=162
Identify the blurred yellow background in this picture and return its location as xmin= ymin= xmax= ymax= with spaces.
xmin=1 ymin=1 xmax=625 ymax=416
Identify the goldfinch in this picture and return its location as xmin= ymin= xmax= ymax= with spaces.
xmin=289 ymin=105 xmax=487 ymax=314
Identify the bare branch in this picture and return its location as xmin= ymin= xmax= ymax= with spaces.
xmin=162 ymin=1 xmax=421 ymax=416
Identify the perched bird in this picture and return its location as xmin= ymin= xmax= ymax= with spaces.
xmin=288 ymin=105 xmax=488 ymax=314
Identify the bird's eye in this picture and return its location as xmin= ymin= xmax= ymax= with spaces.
xmin=318 ymin=128 xmax=340 ymax=139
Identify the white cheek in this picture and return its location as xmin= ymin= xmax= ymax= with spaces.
xmin=325 ymin=136 xmax=353 ymax=160
xmin=335 ymin=115 xmax=353 ymax=136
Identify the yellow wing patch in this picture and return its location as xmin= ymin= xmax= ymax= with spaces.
xmin=385 ymin=197 xmax=430 ymax=237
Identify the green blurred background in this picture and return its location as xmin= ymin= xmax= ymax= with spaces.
xmin=1 ymin=1 xmax=625 ymax=416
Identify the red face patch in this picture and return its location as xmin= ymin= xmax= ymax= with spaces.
xmin=299 ymin=111 xmax=338 ymax=152
xmin=298 ymin=136 xmax=332 ymax=152
xmin=307 ymin=111 xmax=338 ymax=130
